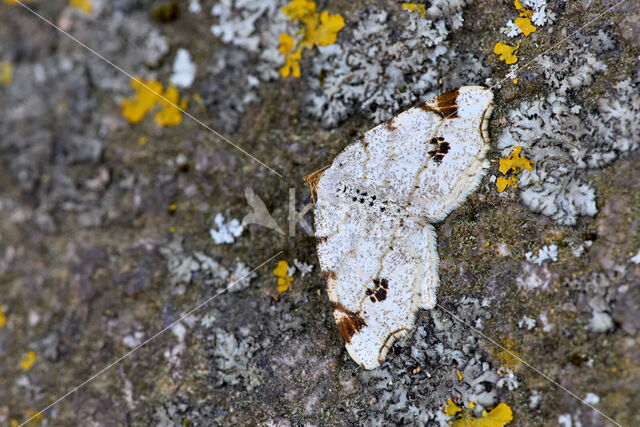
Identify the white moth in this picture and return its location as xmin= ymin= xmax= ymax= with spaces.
xmin=308 ymin=86 xmax=494 ymax=369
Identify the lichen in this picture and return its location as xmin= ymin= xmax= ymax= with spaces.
xmin=306 ymin=3 xmax=483 ymax=127
xmin=499 ymin=146 xmax=534 ymax=175
xmin=273 ymin=260 xmax=294 ymax=292
xmin=493 ymin=41 xmax=519 ymax=65
xmin=20 ymin=350 xmax=37 ymax=371
xmin=497 ymin=36 xmax=640 ymax=225
xmin=496 ymin=176 xmax=518 ymax=192
xmin=70 ymin=0 xmax=92 ymax=14
xmin=501 ymin=0 xmax=551 ymax=37
xmin=121 ymin=77 xmax=187 ymax=127
xmin=450 ymin=402 xmax=514 ymax=427
xmin=496 ymin=146 xmax=534 ymax=192
xmin=209 ymin=213 xmax=244 ymax=245
xmin=1 ymin=61 xmax=13 ymax=85
xmin=402 ymin=3 xmax=427 ymax=18
xmin=278 ymin=0 xmax=345 ymax=78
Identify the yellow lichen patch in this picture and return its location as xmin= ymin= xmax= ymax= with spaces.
xmin=445 ymin=399 xmax=462 ymax=416
xmin=468 ymin=401 xmax=476 ymax=410
xmin=70 ymin=0 xmax=92 ymax=13
xmin=282 ymin=0 xmax=316 ymax=20
xmin=154 ymin=85 xmax=187 ymax=127
xmin=513 ymin=0 xmax=536 ymax=36
xmin=24 ymin=410 xmax=43 ymax=425
xmin=493 ymin=41 xmax=519 ymax=65
xmin=515 ymin=16 xmax=536 ymax=36
xmin=451 ymin=403 xmax=513 ymax=427
xmin=122 ymin=78 xmax=163 ymax=124
xmin=499 ymin=146 xmax=534 ymax=175
xmin=402 ymin=3 xmax=427 ymax=18
xmin=496 ymin=146 xmax=533 ymax=192
xmin=273 ymin=260 xmax=294 ymax=293
xmin=279 ymin=33 xmax=301 ymax=78
xmin=496 ymin=176 xmax=518 ymax=192
xmin=1 ymin=61 xmax=13 ymax=86
xmin=306 ymin=11 xmax=345 ymax=47
xmin=138 ymin=136 xmax=148 ymax=146
xmin=121 ymin=77 xmax=186 ymax=127
xmin=457 ymin=369 xmax=463 ymax=381
xmin=278 ymin=0 xmax=344 ymax=78
xmin=0 ymin=306 xmax=6 ymax=327
xmin=496 ymin=338 xmax=521 ymax=369
xmin=20 ymin=350 xmax=37 ymax=371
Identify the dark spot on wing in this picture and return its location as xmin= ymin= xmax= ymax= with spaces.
xmin=428 ymin=137 xmax=450 ymax=164
xmin=368 ymin=278 xmax=389 ymax=303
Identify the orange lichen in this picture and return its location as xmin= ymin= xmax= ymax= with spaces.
xmin=273 ymin=260 xmax=294 ymax=293
xmin=496 ymin=176 xmax=518 ymax=192
xmin=496 ymin=338 xmax=521 ymax=369
xmin=282 ymin=0 xmax=316 ymax=20
xmin=499 ymin=146 xmax=534 ymax=175
xmin=496 ymin=146 xmax=533 ymax=192
xmin=20 ymin=350 xmax=37 ymax=371
xmin=154 ymin=85 xmax=187 ymax=127
xmin=121 ymin=77 xmax=186 ymax=127
xmin=514 ymin=0 xmax=536 ymax=36
xmin=278 ymin=0 xmax=344 ymax=78
xmin=451 ymin=403 xmax=513 ymax=427
xmin=70 ymin=0 xmax=92 ymax=13
xmin=0 ymin=306 xmax=6 ymax=327
xmin=493 ymin=41 xmax=519 ymax=65
xmin=278 ymin=33 xmax=301 ymax=78
xmin=121 ymin=78 xmax=163 ymax=124
xmin=401 ymin=3 xmax=427 ymax=18
xmin=445 ymin=399 xmax=462 ymax=416
xmin=515 ymin=17 xmax=536 ymax=36
xmin=1 ymin=61 xmax=13 ymax=85
xmin=24 ymin=410 xmax=43 ymax=425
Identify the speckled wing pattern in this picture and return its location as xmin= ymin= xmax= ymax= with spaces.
xmin=313 ymin=86 xmax=494 ymax=369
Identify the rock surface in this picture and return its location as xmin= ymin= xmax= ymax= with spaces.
xmin=0 ymin=0 xmax=638 ymax=425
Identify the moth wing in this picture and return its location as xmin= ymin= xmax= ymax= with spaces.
xmin=354 ymin=86 xmax=494 ymax=222
xmin=314 ymin=194 xmax=438 ymax=369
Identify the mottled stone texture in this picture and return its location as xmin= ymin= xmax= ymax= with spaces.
xmin=0 ymin=0 xmax=638 ymax=426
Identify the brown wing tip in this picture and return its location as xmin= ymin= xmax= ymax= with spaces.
xmin=334 ymin=308 xmax=367 ymax=344
xmin=418 ymin=88 xmax=460 ymax=118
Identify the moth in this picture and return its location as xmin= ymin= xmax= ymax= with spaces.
xmin=306 ymin=87 xmax=494 ymax=369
